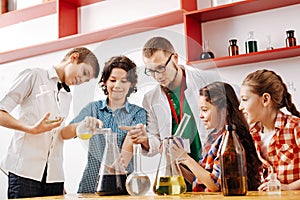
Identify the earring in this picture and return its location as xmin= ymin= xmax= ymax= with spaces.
xmin=133 ymin=87 xmax=137 ymax=93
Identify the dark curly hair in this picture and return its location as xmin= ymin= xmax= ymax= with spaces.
xmin=99 ymin=55 xmax=138 ymax=97
xmin=200 ymin=81 xmax=262 ymax=191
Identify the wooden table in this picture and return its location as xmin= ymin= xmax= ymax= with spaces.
xmin=18 ymin=191 xmax=300 ymax=199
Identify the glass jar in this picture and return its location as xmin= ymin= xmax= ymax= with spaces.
xmin=245 ymin=31 xmax=258 ymax=53
xmin=286 ymin=30 xmax=297 ymax=47
xmin=1 ymin=0 xmax=8 ymax=13
xmin=211 ymin=0 xmax=232 ymax=7
xmin=228 ymin=39 xmax=239 ymax=56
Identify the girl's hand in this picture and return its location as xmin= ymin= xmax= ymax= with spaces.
xmin=171 ymin=137 xmax=188 ymax=164
xmin=257 ymin=181 xmax=268 ymax=191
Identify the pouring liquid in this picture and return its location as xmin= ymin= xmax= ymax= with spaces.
xmin=77 ymin=132 xmax=93 ymax=140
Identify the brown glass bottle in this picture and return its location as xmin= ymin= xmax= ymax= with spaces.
xmin=228 ymin=39 xmax=239 ymax=56
xmin=220 ymin=124 xmax=247 ymax=196
xmin=286 ymin=30 xmax=297 ymax=47
xmin=1 ymin=0 xmax=8 ymax=14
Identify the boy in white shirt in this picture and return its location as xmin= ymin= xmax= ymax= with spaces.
xmin=0 ymin=47 xmax=100 ymax=198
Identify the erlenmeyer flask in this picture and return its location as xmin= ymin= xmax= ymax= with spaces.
xmin=153 ymin=137 xmax=186 ymax=195
xmin=95 ymin=129 xmax=128 ymax=195
xmin=125 ymin=144 xmax=151 ymax=196
xmin=36 ymin=85 xmax=60 ymax=124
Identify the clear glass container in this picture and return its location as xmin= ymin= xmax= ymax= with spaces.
xmin=200 ymin=39 xmax=215 ymax=60
xmin=220 ymin=124 xmax=247 ymax=196
xmin=268 ymin=166 xmax=281 ymax=195
xmin=125 ymin=144 xmax=151 ymax=196
xmin=211 ymin=0 xmax=232 ymax=7
xmin=153 ymin=137 xmax=186 ymax=195
xmin=266 ymin=35 xmax=274 ymax=50
xmin=245 ymin=31 xmax=258 ymax=53
xmin=95 ymin=129 xmax=128 ymax=195
xmin=36 ymin=85 xmax=60 ymax=124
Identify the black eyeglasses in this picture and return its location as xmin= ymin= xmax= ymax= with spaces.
xmin=144 ymin=53 xmax=174 ymax=76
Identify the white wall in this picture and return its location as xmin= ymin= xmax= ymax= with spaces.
xmin=1 ymin=1 xmax=300 ymax=199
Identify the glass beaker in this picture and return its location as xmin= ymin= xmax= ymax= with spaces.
xmin=125 ymin=144 xmax=151 ymax=196
xmin=76 ymin=120 xmax=110 ymax=140
xmin=95 ymin=130 xmax=128 ymax=195
xmin=153 ymin=137 xmax=186 ymax=195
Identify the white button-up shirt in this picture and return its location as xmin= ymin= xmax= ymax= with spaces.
xmin=0 ymin=67 xmax=72 ymax=182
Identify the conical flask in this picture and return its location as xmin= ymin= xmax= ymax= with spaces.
xmin=36 ymin=85 xmax=60 ymax=123
xmin=220 ymin=124 xmax=247 ymax=196
xmin=95 ymin=129 xmax=128 ymax=195
xmin=153 ymin=137 xmax=186 ymax=195
xmin=125 ymin=144 xmax=151 ymax=196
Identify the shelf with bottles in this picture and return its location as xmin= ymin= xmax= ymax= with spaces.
xmin=189 ymin=45 xmax=300 ymax=70
xmin=0 ymin=10 xmax=185 ymax=64
xmin=0 ymin=0 xmax=198 ymax=64
xmin=57 ymin=0 xmax=197 ymax=38
xmin=0 ymin=0 xmax=56 ymax=28
xmin=0 ymin=0 xmax=106 ymax=36
xmin=0 ymin=0 xmax=197 ymax=37
xmin=184 ymin=0 xmax=300 ymax=67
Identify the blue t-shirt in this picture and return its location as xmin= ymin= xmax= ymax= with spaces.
xmin=70 ymin=98 xmax=146 ymax=193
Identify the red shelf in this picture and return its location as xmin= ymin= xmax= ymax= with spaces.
xmin=0 ymin=10 xmax=185 ymax=64
xmin=58 ymin=0 xmax=197 ymax=38
xmin=0 ymin=0 xmax=56 ymax=28
xmin=184 ymin=0 xmax=300 ymax=66
xmin=188 ymin=46 xmax=300 ymax=70
xmin=61 ymin=0 xmax=104 ymax=7
xmin=0 ymin=0 xmax=198 ymax=64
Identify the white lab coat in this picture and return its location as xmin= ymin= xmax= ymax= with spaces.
xmin=142 ymin=64 xmax=222 ymax=156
